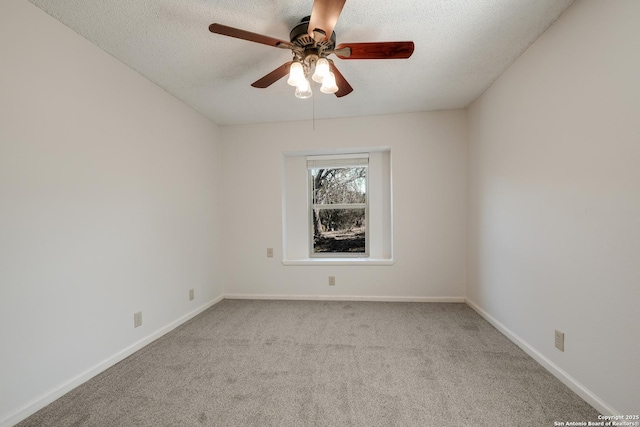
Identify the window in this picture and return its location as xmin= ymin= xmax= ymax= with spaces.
xmin=308 ymin=154 xmax=368 ymax=257
xmin=282 ymin=148 xmax=392 ymax=265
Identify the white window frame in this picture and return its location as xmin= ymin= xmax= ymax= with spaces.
xmin=282 ymin=147 xmax=394 ymax=266
xmin=307 ymin=154 xmax=369 ymax=258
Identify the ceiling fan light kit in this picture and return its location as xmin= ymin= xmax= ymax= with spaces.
xmin=313 ymin=58 xmax=330 ymax=83
xmin=320 ymin=72 xmax=339 ymax=94
xmin=294 ymin=76 xmax=313 ymax=99
xmin=209 ymin=0 xmax=414 ymax=99
xmin=288 ymin=49 xmax=337 ymax=98
xmin=287 ymin=61 xmax=306 ymax=87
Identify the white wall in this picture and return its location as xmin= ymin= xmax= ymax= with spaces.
xmin=467 ymin=0 xmax=640 ymax=415
xmin=0 ymin=1 xmax=225 ymax=424
xmin=221 ymin=111 xmax=467 ymax=300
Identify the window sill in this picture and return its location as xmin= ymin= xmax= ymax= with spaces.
xmin=282 ymin=258 xmax=395 ymax=266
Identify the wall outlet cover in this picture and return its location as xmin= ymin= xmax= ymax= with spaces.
xmin=555 ymin=330 xmax=564 ymax=352
xmin=134 ymin=312 xmax=142 ymax=328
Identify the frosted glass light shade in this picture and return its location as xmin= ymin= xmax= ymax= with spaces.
xmin=320 ymin=72 xmax=338 ymax=94
xmin=312 ymin=58 xmax=330 ymax=83
xmin=287 ymin=62 xmax=305 ymax=87
xmin=295 ymin=78 xmax=312 ymax=99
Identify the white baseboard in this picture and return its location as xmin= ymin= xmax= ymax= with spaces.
xmin=1 ymin=294 xmax=224 ymax=427
xmin=465 ymin=298 xmax=617 ymax=416
xmin=224 ymin=293 xmax=465 ymax=303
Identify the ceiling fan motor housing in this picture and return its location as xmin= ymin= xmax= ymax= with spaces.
xmin=289 ymin=16 xmax=336 ymax=51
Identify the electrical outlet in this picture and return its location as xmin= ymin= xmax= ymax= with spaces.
xmin=329 ymin=276 xmax=336 ymax=286
xmin=266 ymin=248 xmax=274 ymax=258
xmin=134 ymin=312 xmax=142 ymax=328
xmin=189 ymin=289 xmax=194 ymax=301
xmin=555 ymin=330 xmax=564 ymax=352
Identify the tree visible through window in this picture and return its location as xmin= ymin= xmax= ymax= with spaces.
xmin=308 ymin=155 xmax=368 ymax=256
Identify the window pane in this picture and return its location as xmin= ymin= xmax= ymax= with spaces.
xmin=312 ymin=208 xmax=366 ymax=253
xmin=311 ymin=167 xmax=366 ymax=205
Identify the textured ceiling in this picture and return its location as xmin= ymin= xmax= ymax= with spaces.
xmin=28 ymin=0 xmax=574 ymax=125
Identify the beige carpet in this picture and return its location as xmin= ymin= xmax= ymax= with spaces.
xmin=18 ymin=300 xmax=599 ymax=426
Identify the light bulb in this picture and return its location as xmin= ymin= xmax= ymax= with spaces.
xmin=312 ymin=58 xmax=330 ymax=83
xmin=287 ymin=62 xmax=304 ymax=87
xmin=295 ymin=78 xmax=313 ymax=99
xmin=320 ymin=71 xmax=339 ymax=94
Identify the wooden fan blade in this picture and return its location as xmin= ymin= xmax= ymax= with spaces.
xmin=209 ymin=23 xmax=293 ymax=49
xmin=251 ymin=62 xmax=293 ymax=88
xmin=335 ymin=41 xmax=414 ymax=59
xmin=308 ymin=0 xmax=346 ymax=42
xmin=329 ymin=62 xmax=353 ymax=98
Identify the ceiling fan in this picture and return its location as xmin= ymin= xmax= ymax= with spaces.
xmin=209 ymin=0 xmax=414 ymax=98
